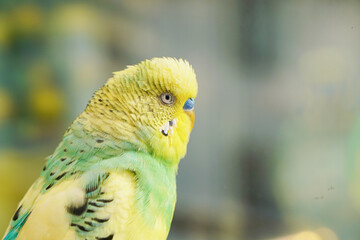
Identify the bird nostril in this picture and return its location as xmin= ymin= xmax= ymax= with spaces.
xmin=183 ymin=98 xmax=195 ymax=111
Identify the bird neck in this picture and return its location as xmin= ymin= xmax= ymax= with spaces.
xmin=70 ymin=112 xmax=152 ymax=155
xmin=69 ymin=113 xmax=181 ymax=169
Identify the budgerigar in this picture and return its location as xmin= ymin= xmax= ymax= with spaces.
xmin=3 ymin=57 xmax=198 ymax=240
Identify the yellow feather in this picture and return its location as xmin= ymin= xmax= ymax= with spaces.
xmin=82 ymin=57 xmax=198 ymax=163
xmin=103 ymin=171 xmax=168 ymax=240
xmin=16 ymin=179 xmax=82 ymax=240
xmin=13 ymin=171 xmax=168 ymax=240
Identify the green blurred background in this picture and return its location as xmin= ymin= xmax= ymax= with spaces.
xmin=1 ymin=0 xmax=360 ymax=239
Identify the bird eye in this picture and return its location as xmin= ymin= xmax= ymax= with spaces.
xmin=160 ymin=92 xmax=175 ymax=105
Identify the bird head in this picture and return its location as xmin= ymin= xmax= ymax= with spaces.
xmin=83 ymin=57 xmax=198 ymax=164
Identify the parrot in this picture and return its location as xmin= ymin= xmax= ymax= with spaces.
xmin=2 ymin=57 xmax=198 ymax=240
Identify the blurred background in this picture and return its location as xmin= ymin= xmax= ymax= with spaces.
xmin=1 ymin=0 xmax=360 ymax=239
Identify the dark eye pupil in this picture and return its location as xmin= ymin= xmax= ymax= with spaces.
xmin=161 ymin=92 xmax=174 ymax=105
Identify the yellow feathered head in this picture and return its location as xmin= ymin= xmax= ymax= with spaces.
xmin=84 ymin=57 xmax=198 ymax=164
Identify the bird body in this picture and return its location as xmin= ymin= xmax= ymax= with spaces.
xmin=3 ymin=58 xmax=198 ymax=240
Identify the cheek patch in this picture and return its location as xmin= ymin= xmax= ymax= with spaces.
xmin=160 ymin=119 xmax=177 ymax=137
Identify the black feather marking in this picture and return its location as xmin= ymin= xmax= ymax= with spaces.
xmin=42 ymin=165 xmax=46 ymax=171
xmin=71 ymin=223 xmax=90 ymax=232
xmin=105 ymin=173 xmax=110 ymax=180
xmin=12 ymin=205 xmax=22 ymax=221
xmin=96 ymin=234 xmax=114 ymax=240
xmin=67 ymin=198 xmax=88 ymax=216
xmin=85 ymin=221 xmax=94 ymax=227
xmin=80 ymin=150 xmax=85 ymax=153
xmin=88 ymin=201 xmax=103 ymax=208
xmin=55 ymin=172 xmax=67 ymax=180
xmin=63 ymin=149 xmax=67 ymax=152
xmin=161 ymin=130 xmax=168 ymax=136
xmin=60 ymin=157 xmax=67 ymax=161
xmin=66 ymin=159 xmax=75 ymax=166
xmin=97 ymin=199 xmax=113 ymax=203
xmin=45 ymin=183 xmax=54 ymax=190
xmin=96 ymin=139 xmax=104 ymax=143
xmin=87 ymin=209 xmax=95 ymax=213
xmin=92 ymin=217 xmax=109 ymax=223
xmin=86 ymin=185 xmax=99 ymax=194
xmin=85 ymin=173 xmax=109 ymax=194
xmin=50 ymin=172 xmax=55 ymax=176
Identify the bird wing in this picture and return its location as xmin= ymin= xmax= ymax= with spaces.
xmin=3 ymin=170 xmax=137 ymax=240
xmin=3 ymin=178 xmax=43 ymax=240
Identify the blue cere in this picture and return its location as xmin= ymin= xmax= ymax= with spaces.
xmin=183 ymin=98 xmax=195 ymax=111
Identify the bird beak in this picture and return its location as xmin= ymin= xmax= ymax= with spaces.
xmin=185 ymin=110 xmax=195 ymax=131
